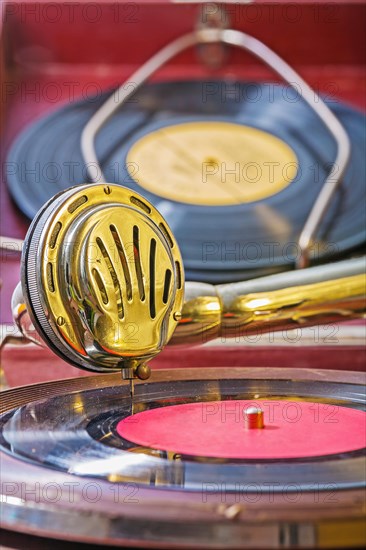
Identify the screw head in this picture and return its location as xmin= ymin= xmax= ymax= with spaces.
xmin=173 ymin=311 xmax=182 ymax=321
xmin=56 ymin=316 xmax=65 ymax=326
xmin=135 ymin=363 xmax=151 ymax=381
xmin=104 ymin=186 xmax=111 ymax=195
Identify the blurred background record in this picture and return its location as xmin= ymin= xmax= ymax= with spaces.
xmin=6 ymin=81 xmax=366 ymax=282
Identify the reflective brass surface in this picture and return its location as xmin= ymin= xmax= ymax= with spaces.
xmin=171 ymin=272 xmax=366 ymax=345
xmin=21 ymin=184 xmax=184 ymax=374
xmin=220 ymin=273 xmax=366 ymax=338
xmin=170 ymin=282 xmax=221 ymax=345
xmin=12 ymin=181 xmax=366 ymax=367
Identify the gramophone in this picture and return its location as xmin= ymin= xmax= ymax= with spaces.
xmin=9 ymin=182 xmax=365 ymax=400
xmin=0 ymin=182 xmax=365 ymax=548
xmin=0 ymin=2 xmax=365 ymax=546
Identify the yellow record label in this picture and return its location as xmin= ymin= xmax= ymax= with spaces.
xmin=126 ymin=121 xmax=298 ymax=206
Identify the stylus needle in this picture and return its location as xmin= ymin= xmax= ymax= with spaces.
xmin=129 ymin=378 xmax=135 ymax=415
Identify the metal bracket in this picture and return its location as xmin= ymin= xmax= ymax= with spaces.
xmin=196 ymin=3 xmax=229 ymax=69
xmin=79 ymin=27 xmax=350 ymax=270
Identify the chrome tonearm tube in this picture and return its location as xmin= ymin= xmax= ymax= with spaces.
xmin=10 ymin=184 xmax=366 ymax=388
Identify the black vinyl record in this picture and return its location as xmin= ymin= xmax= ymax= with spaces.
xmin=6 ymin=81 xmax=366 ymax=282
xmin=1 ymin=370 xmax=365 ymax=490
xmin=0 ymin=368 xmax=365 ymax=548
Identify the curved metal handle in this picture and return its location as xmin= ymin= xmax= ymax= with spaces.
xmin=81 ymin=27 xmax=351 ymax=270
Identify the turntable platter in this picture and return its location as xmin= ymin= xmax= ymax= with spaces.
xmin=1 ymin=367 xmax=365 ymax=487
xmin=1 ymin=367 xmax=365 ymax=548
